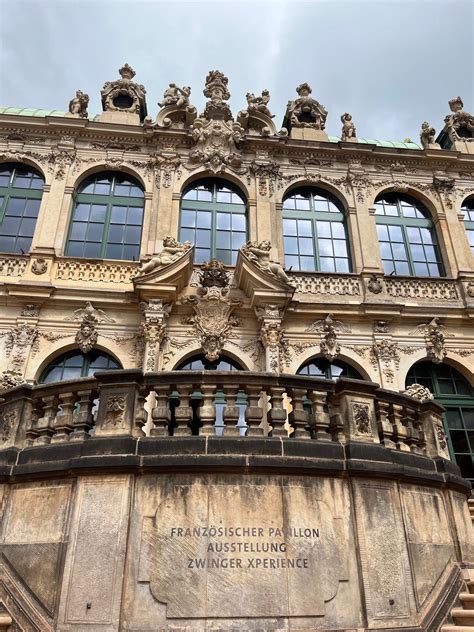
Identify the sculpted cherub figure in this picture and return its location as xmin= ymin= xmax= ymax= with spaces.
xmin=246 ymin=89 xmax=273 ymax=117
xmin=137 ymin=236 xmax=191 ymax=275
xmin=68 ymin=90 xmax=89 ymax=118
xmin=420 ymin=121 xmax=436 ymax=148
xmin=340 ymin=113 xmax=356 ymax=141
xmin=158 ymin=84 xmax=191 ymax=109
xmin=242 ymin=240 xmax=291 ymax=284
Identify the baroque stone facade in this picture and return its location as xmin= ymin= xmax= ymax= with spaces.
xmin=0 ymin=67 xmax=473 ymax=631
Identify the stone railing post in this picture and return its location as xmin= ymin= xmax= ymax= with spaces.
xmin=0 ymin=384 xmax=33 ymax=449
xmin=287 ymin=387 xmax=310 ymax=439
xmin=34 ymin=395 xmax=58 ymax=444
xmin=244 ymin=385 xmax=263 ymax=436
xmin=51 ymin=392 xmax=76 ymax=442
xmin=151 ymin=384 xmax=171 ymax=436
xmin=419 ymin=401 xmax=451 ymax=460
xmin=71 ymin=388 xmax=96 ymax=440
xmin=267 ymin=386 xmax=287 ymax=437
xmin=222 ymin=384 xmax=240 ymax=437
xmin=331 ymin=379 xmax=379 ymax=443
xmin=94 ymin=370 xmax=144 ymax=437
xmin=308 ymin=390 xmax=331 ymax=440
xmin=375 ymin=399 xmax=396 ymax=449
xmin=198 ymin=383 xmax=217 ymax=436
xmin=173 ymin=385 xmax=194 ymax=436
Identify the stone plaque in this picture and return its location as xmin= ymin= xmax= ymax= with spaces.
xmin=140 ymin=479 xmax=354 ymax=620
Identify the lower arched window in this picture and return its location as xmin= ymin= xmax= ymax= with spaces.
xmin=39 ymin=350 xmax=121 ymax=383
xmin=461 ymin=197 xmax=474 ymax=257
xmin=175 ymin=354 xmax=244 ymax=434
xmin=406 ymin=362 xmax=474 ymax=483
xmin=297 ymin=357 xmax=362 ymax=380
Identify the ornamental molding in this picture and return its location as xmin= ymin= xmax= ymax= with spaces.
xmin=409 ymin=317 xmax=453 ymax=364
xmin=305 ymin=314 xmax=350 ymax=362
xmin=139 ymin=299 xmax=171 ymax=372
xmin=403 ymin=383 xmax=434 ymax=401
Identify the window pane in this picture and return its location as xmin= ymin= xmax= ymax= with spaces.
xmin=411 ymin=245 xmax=425 ymax=261
xmin=413 ymin=262 xmax=429 ymax=276
xmin=284 ymin=219 xmax=297 ymax=236
xmin=300 ymin=256 xmax=316 ymax=271
xmin=123 ymin=245 xmax=139 ymax=260
xmin=297 ymin=220 xmax=312 ymax=236
xmin=195 ymin=230 xmax=211 ymax=247
xmin=388 ymin=225 xmax=403 ymax=241
xmin=285 ymin=255 xmax=300 ymax=269
xmin=86 ymin=223 xmax=104 ymax=241
xmin=335 ymin=258 xmax=349 ymax=273
xmin=231 ymin=233 xmax=246 ymax=249
xmin=299 ymin=238 xmax=314 ymax=255
xmin=196 ymin=211 xmax=211 ymax=228
xmin=333 ymin=240 xmax=348 ymax=257
xmin=105 ymin=243 xmax=123 ymax=259
xmin=1 ymin=217 xmax=20 ymax=235
xmin=317 ymin=221 xmax=331 ymax=238
xmin=73 ymin=203 xmax=90 ymax=221
xmin=216 ymin=213 xmax=231 ymax=230
xmin=407 ymin=227 xmax=422 ymax=243
xmin=318 ymin=239 xmax=333 ymax=256
xmin=320 ymin=257 xmax=335 ymax=272
xmin=24 ymin=199 xmax=40 ymax=217
xmin=6 ymin=198 xmax=25 ymax=215
xmin=19 ymin=218 xmax=36 ymax=236
xmin=284 ymin=237 xmax=299 ymax=255
xmin=124 ymin=225 xmax=141 ymax=244
xmin=395 ymin=261 xmax=410 ymax=275
xmin=83 ymin=242 xmax=101 ymax=258
xmin=376 ymin=224 xmax=388 ymax=240
xmin=392 ymin=242 xmax=408 ymax=260
xmin=128 ymin=207 xmax=143 ymax=225
xmin=232 ymin=214 xmax=246 ymax=232
xmin=111 ymin=206 xmax=126 ymax=223
xmin=216 ymin=231 xmax=231 ymax=249
xmin=331 ymin=223 xmax=345 ymax=239
xmin=108 ymin=225 xmax=124 ymax=242
xmin=90 ymin=205 xmax=107 ymax=222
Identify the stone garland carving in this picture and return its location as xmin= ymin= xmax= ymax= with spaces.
xmin=306 ymin=314 xmax=350 ymax=362
xmin=367 ymin=275 xmax=384 ymax=294
xmin=20 ymin=304 xmax=40 ymax=318
xmin=241 ymin=240 xmax=292 ymax=284
xmin=30 ymin=331 xmax=72 ymax=358
xmin=0 ymin=409 xmax=18 ymax=441
xmin=65 ymin=301 xmax=115 ymax=354
xmin=67 ymin=90 xmax=89 ymax=118
xmin=1 ymin=323 xmax=38 ymax=372
xmin=0 ymin=370 xmax=25 ymax=393
xmin=182 ymin=260 xmax=241 ymax=361
xmin=104 ymin=395 xmax=126 ymax=427
xmin=403 ymin=383 xmax=434 ymax=401
xmin=155 ymin=154 xmax=182 ymax=188
xmin=372 ymin=340 xmax=400 ymax=383
xmin=340 ymin=113 xmax=357 ymax=141
xmin=101 ymin=63 xmax=146 ymax=116
xmin=31 ymin=258 xmax=48 ymax=275
xmin=161 ymin=337 xmax=194 ymax=367
xmin=136 ymin=236 xmax=191 ymax=276
xmin=409 ymin=317 xmax=453 ymax=364
xmin=249 ymin=161 xmax=280 ymax=196
xmin=420 ymin=122 xmax=436 ymax=149
xmin=285 ymin=83 xmax=327 ymax=129
xmin=139 ymin=300 xmax=171 ymax=372
xmin=445 ymin=96 xmax=474 ymax=143
xmin=353 ymin=403 xmax=371 ymax=435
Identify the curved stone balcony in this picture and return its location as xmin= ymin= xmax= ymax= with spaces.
xmin=0 ymin=369 xmax=467 ymax=493
xmin=0 ymin=370 xmax=472 ymax=630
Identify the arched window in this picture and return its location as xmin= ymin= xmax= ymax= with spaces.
xmin=65 ymin=172 xmax=144 ymax=260
xmin=179 ymin=179 xmax=247 ymax=265
xmin=0 ymin=163 xmax=44 ymax=253
xmin=282 ymin=188 xmax=351 ymax=273
xmin=176 ymin=354 xmax=243 ymax=371
xmin=406 ymin=362 xmax=474 ymax=483
xmin=374 ymin=194 xmax=444 ymax=277
xmin=461 ymin=197 xmax=474 ymax=257
xmin=297 ymin=357 xmax=362 ymax=380
xmin=39 ymin=349 xmax=121 ymax=383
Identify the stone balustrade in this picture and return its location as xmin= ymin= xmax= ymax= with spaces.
xmin=0 ymin=370 xmax=449 ymax=459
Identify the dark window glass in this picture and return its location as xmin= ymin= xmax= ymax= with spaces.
xmin=282 ymin=188 xmax=351 ymax=272
xmin=297 ymin=358 xmax=362 ymax=380
xmin=406 ymin=361 xmax=474 ymax=482
xmin=0 ymin=164 xmax=44 ymax=253
xmin=179 ymin=179 xmax=247 ymax=265
xmin=461 ymin=198 xmax=474 ymax=257
xmin=65 ymin=172 xmax=144 ymax=261
xmin=374 ymin=194 xmax=443 ymax=277
xmin=39 ymin=350 xmax=121 ymax=383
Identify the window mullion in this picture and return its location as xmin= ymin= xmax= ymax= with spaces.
xmin=101 ymin=199 xmax=114 ymax=259
xmin=313 ymin=218 xmax=320 ymax=272
xmin=402 ymin=225 xmax=416 ymax=275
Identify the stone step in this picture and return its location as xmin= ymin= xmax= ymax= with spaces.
xmin=461 ymin=593 xmax=474 ymax=606
xmin=441 ymin=626 xmax=474 ymax=632
xmin=452 ymin=609 xmax=474 ymax=626
xmin=467 ymin=581 xmax=474 ymax=594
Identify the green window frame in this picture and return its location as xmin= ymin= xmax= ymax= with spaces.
xmin=406 ymin=361 xmax=474 ymax=484
xmin=375 ymin=194 xmax=444 ymax=277
xmin=39 ymin=349 xmax=121 ymax=383
xmin=461 ymin=197 xmax=474 ymax=257
xmin=65 ymin=172 xmax=144 ymax=261
xmin=179 ymin=179 xmax=247 ymax=265
xmin=282 ymin=188 xmax=351 ymax=273
xmin=297 ymin=357 xmax=362 ymax=380
xmin=0 ymin=163 xmax=44 ymax=254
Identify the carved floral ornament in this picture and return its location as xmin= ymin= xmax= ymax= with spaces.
xmin=409 ymin=317 xmax=453 ymax=364
xmin=306 ymin=314 xmax=350 ymax=362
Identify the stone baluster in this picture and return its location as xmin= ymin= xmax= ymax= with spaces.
xmin=26 ymin=398 xmax=43 ymax=445
xmin=413 ymin=412 xmax=426 ymax=455
xmin=134 ymin=385 xmax=148 ymax=437
xmin=51 ymin=391 xmax=76 ymax=442
xmin=71 ymin=389 xmax=96 ymax=440
xmin=308 ymin=390 xmax=330 ymax=440
xmin=199 ymin=384 xmax=217 ymax=436
xmin=267 ymin=387 xmax=287 ymax=437
xmin=288 ymin=388 xmax=310 ymax=439
xmin=328 ymin=411 xmax=344 ymax=442
xmin=34 ymin=395 xmax=58 ymax=444
xmin=151 ymin=384 xmax=171 ymax=436
xmin=222 ymin=384 xmax=240 ymax=437
xmin=376 ymin=400 xmax=396 ymax=449
xmin=390 ymin=403 xmax=409 ymax=451
xmin=244 ymin=385 xmax=263 ymax=436
xmin=402 ymin=405 xmax=420 ymax=453
xmin=173 ymin=385 xmax=194 ymax=436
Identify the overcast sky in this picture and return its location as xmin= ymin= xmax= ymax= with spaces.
xmin=1 ymin=0 xmax=473 ymax=142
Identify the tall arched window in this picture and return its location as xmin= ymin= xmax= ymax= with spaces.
xmin=375 ymin=194 xmax=444 ymax=277
xmin=179 ymin=179 xmax=247 ymax=264
xmin=39 ymin=350 xmax=121 ymax=383
xmin=0 ymin=163 xmax=44 ymax=253
xmin=176 ymin=355 xmax=243 ymax=371
xmin=65 ymin=172 xmax=144 ymax=260
xmin=297 ymin=357 xmax=362 ymax=380
xmin=406 ymin=362 xmax=474 ymax=483
xmin=282 ymin=188 xmax=351 ymax=272
xmin=461 ymin=197 xmax=474 ymax=257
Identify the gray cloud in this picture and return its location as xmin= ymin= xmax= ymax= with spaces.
xmin=1 ymin=0 xmax=473 ymax=142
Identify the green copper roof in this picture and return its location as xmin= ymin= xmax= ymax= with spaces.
xmin=0 ymin=107 xmax=101 ymax=121
xmin=0 ymin=108 xmax=422 ymax=148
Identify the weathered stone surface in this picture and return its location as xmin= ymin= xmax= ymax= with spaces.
xmin=57 ymin=476 xmax=131 ymax=629
xmin=400 ymin=486 xmax=455 ymax=608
